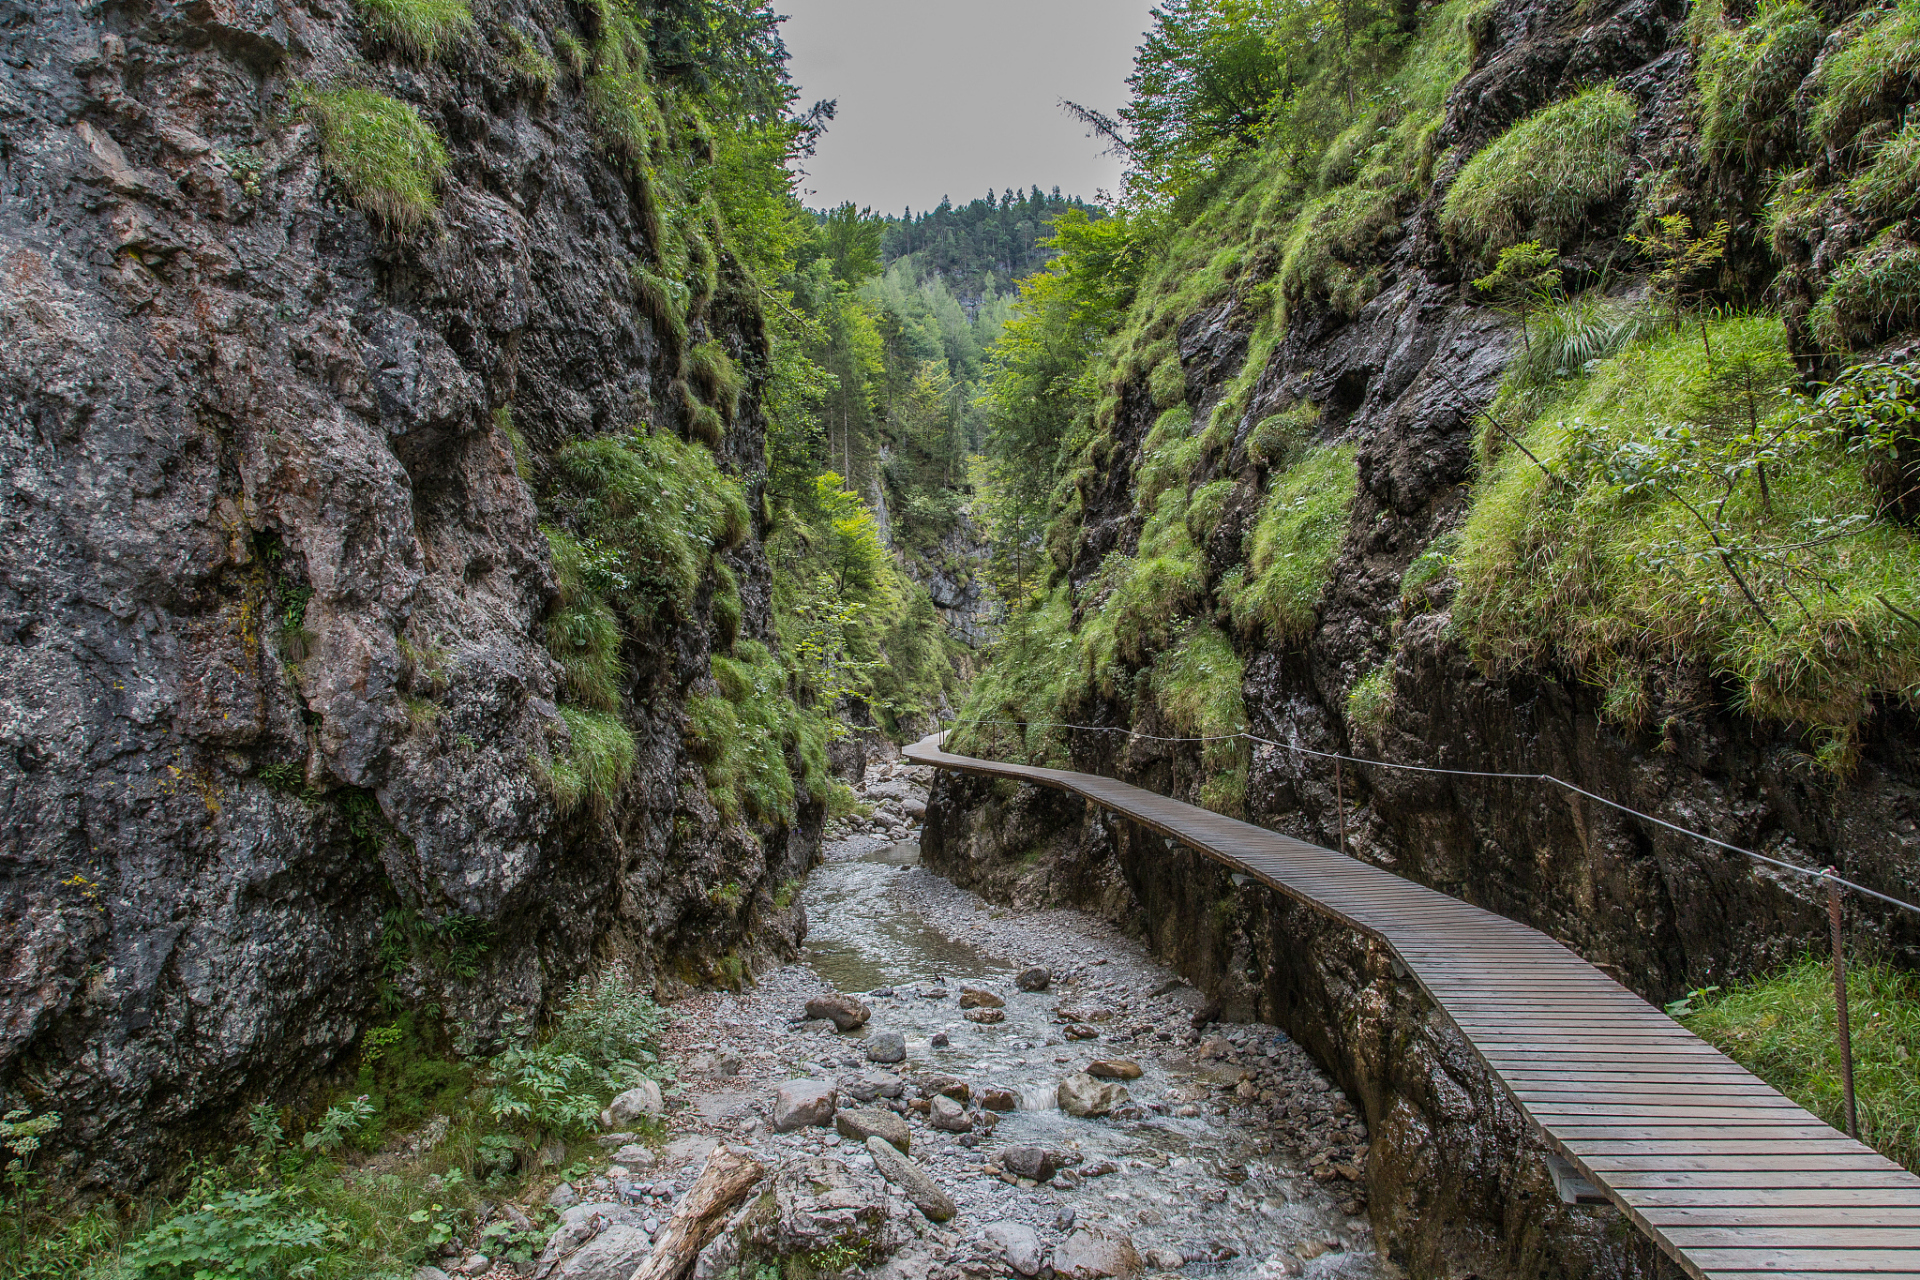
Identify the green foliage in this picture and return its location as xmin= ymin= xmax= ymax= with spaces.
xmin=1440 ymin=86 xmax=1636 ymax=257
xmin=1224 ymin=444 xmax=1359 ymax=641
xmin=353 ymin=0 xmax=473 ymax=59
xmin=1471 ymin=241 xmax=1562 ymax=350
xmin=487 ymin=973 xmax=665 ymax=1137
xmin=548 ymin=431 xmax=749 ymax=622
xmin=689 ymin=341 xmax=746 ymax=423
xmin=1809 ymin=229 xmax=1920 ymax=350
xmin=1454 ymin=313 xmax=1920 ymax=761
xmin=307 ymin=87 xmax=449 ymax=232
xmin=1808 ymin=0 xmax=1920 ymax=148
xmin=1695 ymin=0 xmax=1826 ymax=164
xmin=546 ymin=706 xmax=638 ymax=816
xmin=123 ymin=1189 xmax=340 ymax=1280
xmin=1149 ymin=622 xmax=1250 ymax=814
xmin=545 ymin=528 xmax=625 ymax=712
xmin=505 ymin=29 xmax=560 ymax=95
xmin=301 ymin=1097 xmax=375 ymax=1154
xmin=1680 ymin=955 xmax=1920 ymax=1173
xmin=1247 ymin=403 xmax=1319 ymax=467
xmin=691 ymin=641 xmax=805 ymax=824
xmin=1277 ymin=183 xmax=1399 ymax=316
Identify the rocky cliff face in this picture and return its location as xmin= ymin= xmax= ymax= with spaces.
xmin=0 ymin=0 xmax=811 ymax=1185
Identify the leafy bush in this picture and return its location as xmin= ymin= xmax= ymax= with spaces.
xmin=353 ymin=0 xmax=473 ymax=59
xmin=1224 ymin=444 xmax=1359 ymax=641
xmin=1809 ymin=230 xmax=1920 ymax=349
xmin=1696 ymin=0 xmax=1825 ymax=163
xmin=486 ymin=973 xmax=666 ymax=1137
xmin=1680 ymin=955 xmax=1920 ymax=1172
xmin=123 ymin=1189 xmax=339 ymax=1280
xmin=1808 ymin=0 xmax=1920 ymax=148
xmin=307 ymin=87 xmax=450 ymax=231
xmin=1440 ymin=85 xmax=1637 ymax=256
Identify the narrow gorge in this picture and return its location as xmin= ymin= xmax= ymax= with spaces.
xmin=1 ymin=0 xmax=1917 ymax=1277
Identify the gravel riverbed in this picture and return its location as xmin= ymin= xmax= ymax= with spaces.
xmin=556 ymin=761 xmax=1384 ymax=1280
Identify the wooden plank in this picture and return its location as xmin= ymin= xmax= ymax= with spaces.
xmin=1626 ymin=1189 xmax=1920 ymax=1207
xmin=1683 ymin=1248 xmax=1920 ymax=1271
xmin=1663 ymin=1231 xmax=1920 ymax=1250
xmin=1646 ymin=1208 xmax=1920 ymax=1227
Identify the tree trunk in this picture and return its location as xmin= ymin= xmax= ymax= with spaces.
xmin=628 ymin=1148 xmax=766 ymax=1280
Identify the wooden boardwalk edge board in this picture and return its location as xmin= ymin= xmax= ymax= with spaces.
xmin=905 ymin=734 xmax=1920 ymax=1280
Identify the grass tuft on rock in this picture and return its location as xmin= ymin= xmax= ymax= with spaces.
xmin=1808 ymin=0 xmax=1920 ymax=148
xmin=1809 ymin=229 xmax=1920 ymax=350
xmin=1224 ymin=444 xmax=1359 ymax=642
xmin=1695 ymin=0 xmax=1826 ymax=164
xmin=1440 ymin=85 xmax=1637 ymax=257
xmin=353 ymin=0 xmax=474 ymax=59
xmin=546 ymin=705 xmax=636 ymax=816
xmin=308 ymin=87 xmax=450 ymax=232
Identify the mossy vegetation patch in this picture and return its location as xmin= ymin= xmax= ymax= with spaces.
xmin=1223 ymin=444 xmax=1359 ymax=642
xmin=353 ymin=0 xmax=474 ymax=59
xmin=308 ymin=87 xmax=450 ymax=231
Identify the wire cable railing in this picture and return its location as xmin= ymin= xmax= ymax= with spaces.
xmin=939 ymin=717 xmax=1920 ymax=918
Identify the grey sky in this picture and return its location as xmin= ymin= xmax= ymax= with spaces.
xmin=779 ymin=1 xmax=1156 ymax=215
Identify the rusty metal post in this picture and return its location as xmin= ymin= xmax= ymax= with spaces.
xmin=1827 ymin=870 xmax=1860 ymax=1140
xmin=1335 ymin=758 xmax=1347 ymax=856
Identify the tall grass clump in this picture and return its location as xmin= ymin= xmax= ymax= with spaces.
xmin=1680 ymin=956 xmax=1920 ymax=1172
xmin=1848 ymin=119 xmax=1920 ymax=220
xmin=1808 ymin=0 xmax=1920 ymax=148
xmin=1148 ymin=622 xmax=1250 ymax=815
xmin=1277 ymin=184 xmax=1400 ymax=318
xmin=546 ymin=705 xmax=637 ymax=815
xmin=1440 ymin=85 xmax=1637 ymax=257
xmin=545 ymin=529 xmax=624 ymax=711
xmin=308 ymin=88 xmax=450 ymax=231
xmin=1224 ymin=444 xmax=1359 ymax=641
xmin=1809 ymin=229 xmax=1920 ymax=349
xmin=353 ymin=0 xmax=474 ymax=59
xmin=688 ymin=641 xmax=818 ymax=826
xmin=1695 ymin=0 xmax=1826 ymax=163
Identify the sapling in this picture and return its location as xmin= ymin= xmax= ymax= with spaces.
xmin=1472 ymin=240 xmax=1563 ymax=352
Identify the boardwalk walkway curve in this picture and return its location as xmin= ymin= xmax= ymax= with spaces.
xmin=904 ymin=733 xmax=1920 ymax=1280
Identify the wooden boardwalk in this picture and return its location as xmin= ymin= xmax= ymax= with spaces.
xmin=904 ymin=733 xmax=1920 ymax=1280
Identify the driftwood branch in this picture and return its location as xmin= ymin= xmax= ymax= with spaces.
xmin=629 ymin=1148 xmax=766 ymax=1280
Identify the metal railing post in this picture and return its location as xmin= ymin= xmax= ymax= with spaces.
xmin=1827 ymin=869 xmax=1860 ymax=1140
xmin=1335 ymin=757 xmax=1347 ymax=857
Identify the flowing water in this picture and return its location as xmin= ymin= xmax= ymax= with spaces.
xmin=799 ymin=840 xmax=1382 ymax=1280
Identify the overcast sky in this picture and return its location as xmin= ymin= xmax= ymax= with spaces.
xmin=779 ymin=0 xmax=1156 ymax=215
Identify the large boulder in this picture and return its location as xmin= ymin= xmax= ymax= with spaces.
xmin=806 ymin=993 xmax=872 ymax=1032
xmin=1085 ymin=1059 xmax=1143 ymax=1081
xmin=929 ymin=1095 xmax=971 ymax=1132
xmin=1051 ymin=1231 xmax=1145 ymax=1280
xmin=773 ymin=1080 xmax=837 ymax=1132
xmin=757 ymin=1156 xmax=906 ymax=1257
xmin=865 ymin=1136 xmax=956 ymax=1222
xmin=836 ymin=1106 xmax=912 ymax=1152
xmin=982 ymin=1222 xmax=1046 ymax=1278
xmin=533 ymin=1204 xmax=651 ymax=1280
xmin=957 ymin=986 xmax=1004 ymax=1010
xmin=600 ymin=1079 xmax=664 ymax=1129
xmin=1057 ymin=1073 xmax=1130 ymax=1118
xmin=979 ymin=1088 xmax=1020 ymax=1112
xmin=998 ymin=1146 xmax=1060 ymax=1182
xmin=866 ymin=1031 xmax=907 ymax=1063
xmin=1015 ymin=967 xmax=1052 ymax=992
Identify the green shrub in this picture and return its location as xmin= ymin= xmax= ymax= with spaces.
xmin=1848 ymin=119 xmax=1920 ymax=220
xmin=308 ymin=88 xmax=450 ymax=231
xmin=1148 ymin=622 xmax=1249 ymax=815
xmin=1440 ymin=85 xmax=1637 ymax=256
xmin=1809 ymin=0 xmax=1920 ymax=148
xmin=354 ymin=0 xmax=473 ymax=59
xmin=1135 ymin=405 xmax=1202 ymax=510
xmin=588 ymin=70 xmax=661 ymax=164
xmin=486 ymin=972 xmax=665 ymax=1137
xmin=1225 ymin=444 xmax=1359 ymax=641
xmin=1680 ymin=955 xmax=1920 ymax=1173
xmin=1696 ymin=0 xmax=1826 ymax=163
xmin=545 ymin=706 xmax=636 ymax=815
xmin=1247 ymin=402 xmax=1319 ymax=467
xmin=1809 ymin=230 xmax=1920 ymax=350
xmin=1186 ymin=478 xmax=1237 ymax=543
xmin=123 ymin=1189 xmax=338 ymax=1280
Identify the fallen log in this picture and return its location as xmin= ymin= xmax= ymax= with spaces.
xmin=628 ymin=1147 xmax=766 ymax=1280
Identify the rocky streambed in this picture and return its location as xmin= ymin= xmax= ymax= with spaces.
xmin=535 ymin=761 xmax=1383 ymax=1280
